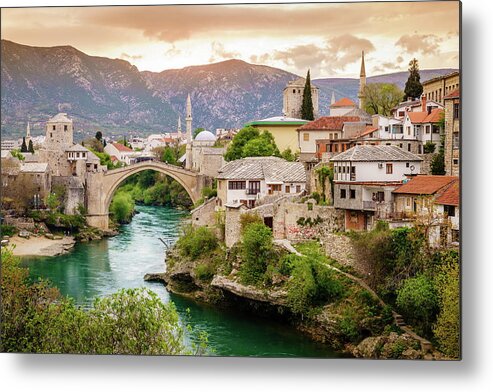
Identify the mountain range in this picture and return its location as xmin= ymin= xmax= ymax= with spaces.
xmin=1 ymin=40 xmax=458 ymax=140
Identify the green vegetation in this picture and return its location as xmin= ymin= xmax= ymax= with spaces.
xmin=301 ymin=69 xmax=315 ymax=121
xmin=224 ymin=126 xmax=280 ymax=161
xmin=0 ymin=248 xmax=205 ymax=355
xmin=1 ymin=224 xmax=17 ymax=237
xmin=349 ymin=224 xmax=460 ymax=356
xmin=239 ymin=223 xmax=274 ymax=285
xmin=110 ymin=192 xmax=135 ymax=224
xmin=280 ymin=147 xmax=297 ymax=162
xmin=431 ymin=134 xmax=446 ymax=175
xmin=239 ymin=212 xmax=263 ymax=233
xmin=423 ymin=141 xmax=436 ymax=154
xmin=193 ymin=127 xmax=205 ymax=138
xmin=404 ymin=58 xmax=423 ymax=100
xmin=10 ymin=149 xmax=25 ymax=161
xmin=20 ymin=137 xmax=28 ymax=153
xmin=28 ymin=139 xmax=35 ymax=153
xmin=364 ymin=83 xmax=404 ymax=116
xmin=87 ymin=148 xmax=123 ymax=170
xmin=176 ymin=225 xmax=219 ymax=260
xmin=315 ymin=165 xmax=334 ymax=204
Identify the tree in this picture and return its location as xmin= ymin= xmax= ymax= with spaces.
xmin=430 ymin=134 xmax=446 ymax=175
xmin=281 ymin=147 xmax=296 ymax=162
xmin=239 ymin=223 xmax=273 ymax=285
xmin=364 ymin=83 xmax=404 ymax=116
xmin=241 ymin=131 xmax=279 ymax=158
xmin=301 ymin=70 xmax=314 ymax=120
xmin=110 ymin=192 xmax=135 ymax=224
xmin=20 ymin=137 xmax=28 ymax=153
xmin=224 ymin=126 xmax=260 ymax=161
xmin=28 ymin=139 xmax=35 ymax=153
xmin=95 ymin=131 xmax=103 ymax=141
xmin=404 ymin=58 xmax=423 ymax=100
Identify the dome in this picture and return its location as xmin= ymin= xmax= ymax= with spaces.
xmin=194 ymin=130 xmax=217 ymax=142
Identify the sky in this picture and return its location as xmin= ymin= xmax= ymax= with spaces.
xmin=1 ymin=1 xmax=460 ymax=79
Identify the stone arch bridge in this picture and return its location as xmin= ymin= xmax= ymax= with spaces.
xmin=85 ymin=160 xmax=203 ymax=229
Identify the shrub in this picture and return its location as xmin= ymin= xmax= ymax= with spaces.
xmin=423 ymin=141 xmax=436 ymax=153
xmin=201 ymin=186 xmax=217 ymax=199
xmin=287 ymin=257 xmax=317 ymax=315
xmin=239 ymin=223 xmax=273 ymax=285
xmin=337 ymin=310 xmax=360 ymax=343
xmin=176 ymin=226 xmax=218 ymax=260
xmin=239 ymin=213 xmax=263 ymax=233
xmin=194 ymin=263 xmax=215 ymax=282
xmin=110 ymin=192 xmax=135 ymax=224
xmin=1 ymin=224 xmax=17 ymax=237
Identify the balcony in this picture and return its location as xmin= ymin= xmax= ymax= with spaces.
xmin=246 ymin=188 xmax=260 ymax=195
xmin=363 ymin=201 xmax=375 ymax=210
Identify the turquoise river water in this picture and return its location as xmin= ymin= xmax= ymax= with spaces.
xmin=22 ymin=205 xmax=340 ymax=357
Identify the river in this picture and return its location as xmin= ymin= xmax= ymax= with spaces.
xmin=22 ymin=205 xmax=340 ymax=357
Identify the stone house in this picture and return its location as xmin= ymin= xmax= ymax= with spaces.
xmin=189 ymin=130 xmax=225 ymax=178
xmin=330 ymin=145 xmax=422 ymax=231
xmin=216 ymin=157 xmax=306 ymax=209
xmin=444 ymin=89 xmax=460 ymax=176
xmin=421 ymin=71 xmax=460 ymax=105
xmin=392 ymin=175 xmax=459 ymax=247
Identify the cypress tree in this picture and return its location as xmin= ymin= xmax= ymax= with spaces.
xmin=404 ymin=58 xmax=423 ymax=100
xmin=28 ymin=139 xmax=35 ymax=153
xmin=20 ymin=137 xmax=28 ymax=153
xmin=301 ymin=70 xmax=314 ymax=121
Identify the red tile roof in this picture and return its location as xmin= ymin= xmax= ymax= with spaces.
xmin=358 ymin=125 xmax=379 ymax=138
xmin=393 ymin=175 xmax=458 ymax=195
xmin=435 ymin=180 xmax=459 ymax=206
xmin=112 ymin=142 xmax=133 ymax=152
xmin=408 ymin=108 xmax=444 ymax=124
xmin=110 ymin=155 xmax=119 ymax=162
xmin=298 ymin=116 xmax=360 ymax=131
xmin=444 ymin=88 xmax=460 ymax=100
xmin=330 ymin=97 xmax=357 ymax=107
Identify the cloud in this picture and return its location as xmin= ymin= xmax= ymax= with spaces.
xmin=256 ymin=34 xmax=375 ymax=75
xmin=120 ymin=52 xmax=143 ymax=60
xmin=395 ymin=34 xmax=444 ymax=56
xmin=165 ymin=44 xmax=181 ymax=57
xmin=209 ymin=41 xmax=240 ymax=63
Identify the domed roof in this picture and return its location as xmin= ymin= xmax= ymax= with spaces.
xmin=194 ymin=130 xmax=217 ymax=142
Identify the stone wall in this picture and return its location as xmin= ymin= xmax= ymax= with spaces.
xmin=224 ymin=205 xmax=248 ymax=248
xmin=418 ymin=153 xmax=434 ymax=175
xmin=52 ymin=176 xmax=85 ymax=215
xmin=191 ymin=197 xmax=217 ymax=228
xmin=3 ymin=216 xmax=37 ymax=231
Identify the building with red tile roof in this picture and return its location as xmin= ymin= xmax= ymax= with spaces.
xmin=393 ymin=175 xmax=457 ymax=195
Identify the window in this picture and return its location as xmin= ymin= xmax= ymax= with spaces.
xmin=52 ymin=125 xmax=56 ymax=130
xmin=248 ymin=181 xmax=260 ymax=194
xmin=432 ymin=125 xmax=440 ymax=134
xmin=340 ymin=189 xmax=346 ymax=199
xmin=453 ymin=159 xmax=459 ymax=165
xmin=326 ymin=144 xmax=331 ymax=152
xmin=398 ymin=111 xmax=404 ymax=117
xmin=373 ymin=192 xmax=385 ymax=202
xmin=453 ymin=132 xmax=459 ymax=149
xmin=399 ymin=143 xmax=403 ymax=148
xmin=407 ymin=126 xmax=411 ymax=135
xmin=452 ymin=229 xmax=459 ymax=243
xmin=406 ymin=162 xmax=410 ymax=167
xmin=350 ymin=189 xmax=356 ymax=199
xmin=426 ymin=125 xmax=431 ymax=134
xmin=329 ymin=133 xmax=333 ymax=140
xmin=334 ymin=133 xmax=338 ymax=139
xmin=64 ymin=125 xmax=68 ymax=131
xmin=334 ymin=144 xmax=339 ymax=153
xmin=407 ymin=143 xmax=411 ymax=152
xmin=444 ymin=205 xmax=456 ymax=217
xmin=453 ymin=103 xmax=460 ymax=119
xmin=386 ymin=163 xmax=393 ymax=174
xmin=270 ymin=184 xmax=282 ymax=192
xmin=296 ymin=185 xmax=301 ymax=193
xmin=293 ymin=89 xmax=296 ymax=94
xmin=50 ymin=133 xmax=53 ymax=138
xmin=228 ymin=181 xmax=246 ymax=190
xmin=285 ymin=185 xmax=291 ymax=193
xmin=303 ymin=133 xmax=309 ymax=141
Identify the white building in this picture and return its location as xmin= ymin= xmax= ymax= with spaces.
xmin=104 ymin=142 xmax=134 ymax=165
xmin=217 ymin=157 xmax=306 ymax=209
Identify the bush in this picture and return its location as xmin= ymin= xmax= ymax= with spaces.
xmin=110 ymin=192 xmax=135 ymax=224
xmin=176 ymin=226 xmax=218 ymax=260
xmin=195 ymin=263 xmax=215 ymax=282
xmin=287 ymin=257 xmax=318 ymax=315
xmin=423 ymin=141 xmax=436 ymax=153
xmin=1 ymin=224 xmax=17 ymax=237
xmin=201 ymin=186 xmax=217 ymax=199
xmin=239 ymin=223 xmax=273 ymax=285
xmin=396 ymin=275 xmax=438 ymax=334
xmin=239 ymin=213 xmax=263 ymax=233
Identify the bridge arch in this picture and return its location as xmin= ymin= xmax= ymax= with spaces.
xmin=86 ymin=160 xmax=202 ymax=229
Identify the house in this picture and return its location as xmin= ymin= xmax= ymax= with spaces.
xmin=403 ymin=107 xmax=444 ymax=153
xmin=216 ymin=157 xmax=306 ymax=209
xmin=444 ymin=89 xmax=460 ymax=176
xmin=330 ymin=145 xmax=422 ymax=231
xmin=244 ymin=116 xmax=308 ymax=153
xmin=329 ymin=97 xmax=358 ymax=116
xmin=297 ymin=116 xmax=360 ymax=163
xmin=104 ymin=142 xmax=134 ymax=165
xmin=421 ymin=71 xmax=460 ymax=105
xmin=392 ymin=175 xmax=459 ymax=247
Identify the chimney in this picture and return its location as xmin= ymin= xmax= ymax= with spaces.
xmin=421 ymin=94 xmax=427 ymax=112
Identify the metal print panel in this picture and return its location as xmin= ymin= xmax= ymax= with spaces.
xmin=0 ymin=1 xmax=461 ymax=359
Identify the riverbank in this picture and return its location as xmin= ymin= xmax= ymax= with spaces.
xmin=8 ymin=234 xmax=76 ymax=257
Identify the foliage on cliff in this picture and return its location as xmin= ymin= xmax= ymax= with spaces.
xmin=0 ymin=247 xmax=206 ymax=355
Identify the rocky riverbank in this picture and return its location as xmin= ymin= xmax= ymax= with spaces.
xmin=152 ymin=242 xmax=443 ymax=360
xmin=8 ymin=234 xmax=76 ymax=257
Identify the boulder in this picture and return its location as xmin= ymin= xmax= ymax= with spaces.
xmin=18 ymin=230 xmax=31 ymax=238
xmin=45 ymin=233 xmax=55 ymax=240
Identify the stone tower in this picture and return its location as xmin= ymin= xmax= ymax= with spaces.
xmin=44 ymin=113 xmax=74 ymax=151
xmin=185 ymin=94 xmax=193 ymax=170
xmin=283 ymin=77 xmax=319 ymax=119
xmin=358 ymin=51 xmax=367 ymax=110
xmin=331 ymin=91 xmax=336 ymax=106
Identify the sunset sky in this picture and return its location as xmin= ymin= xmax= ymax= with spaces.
xmin=1 ymin=1 xmax=460 ymax=78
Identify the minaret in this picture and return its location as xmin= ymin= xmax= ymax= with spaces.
xmin=358 ymin=50 xmax=367 ymax=110
xmin=331 ymin=91 xmax=336 ymax=105
xmin=26 ymin=121 xmax=31 ymax=145
xmin=185 ymin=94 xmax=193 ymax=170
xmin=177 ymin=116 xmax=182 ymax=140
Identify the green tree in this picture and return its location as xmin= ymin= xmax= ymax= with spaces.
xmin=364 ymin=83 xmax=404 ymax=116
xmin=224 ymin=126 xmax=260 ymax=161
xmin=431 ymin=134 xmax=446 ymax=175
xmin=95 ymin=131 xmax=103 ymax=142
xmin=28 ymin=139 xmax=35 ymax=153
xmin=110 ymin=192 xmax=135 ymax=224
xmin=281 ymin=147 xmax=296 ymax=162
xmin=239 ymin=223 xmax=273 ymax=285
xmin=242 ymin=133 xmax=278 ymax=158
xmin=301 ymin=70 xmax=314 ymax=120
xmin=10 ymin=149 xmax=25 ymax=161
xmin=20 ymin=137 xmax=28 ymax=153
xmin=404 ymin=58 xmax=423 ymax=100
xmin=161 ymin=146 xmax=177 ymax=165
